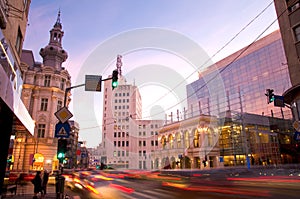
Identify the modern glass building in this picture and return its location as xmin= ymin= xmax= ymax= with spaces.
xmin=187 ymin=30 xmax=292 ymax=120
xmin=180 ymin=30 xmax=297 ymax=167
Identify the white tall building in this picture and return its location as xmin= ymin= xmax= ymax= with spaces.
xmin=101 ymin=66 xmax=164 ymax=170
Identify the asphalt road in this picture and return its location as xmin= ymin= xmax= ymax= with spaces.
xmin=65 ymin=174 xmax=300 ymax=199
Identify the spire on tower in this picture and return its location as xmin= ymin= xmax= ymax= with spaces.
xmin=54 ymin=9 xmax=62 ymax=28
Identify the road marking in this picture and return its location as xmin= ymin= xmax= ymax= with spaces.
xmin=119 ymin=192 xmax=137 ymax=199
xmin=134 ymin=191 xmax=157 ymax=199
xmin=144 ymin=189 xmax=176 ymax=199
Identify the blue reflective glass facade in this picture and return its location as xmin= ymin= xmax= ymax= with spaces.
xmin=187 ymin=30 xmax=292 ymax=119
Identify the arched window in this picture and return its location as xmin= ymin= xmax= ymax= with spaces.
xmin=194 ymin=129 xmax=200 ymax=148
xmin=207 ymin=128 xmax=213 ymax=146
xmin=161 ymin=136 xmax=167 ymax=149
xmin=169 ymin=134 xmax=174 ymax=149
xmin=177 ymin=133 xmax=181 ymax=148
xmin=184 ymin=131 xmax=189 ymax=148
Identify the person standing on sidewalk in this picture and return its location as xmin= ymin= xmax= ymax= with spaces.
xmin=31 ymin=171 xmax=42 ymax=199
xmin=41 ymin=170 xmax=49 ymax=198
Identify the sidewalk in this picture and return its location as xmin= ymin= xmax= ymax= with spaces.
xmin=2 ymin=184 xmax=57 ymax=199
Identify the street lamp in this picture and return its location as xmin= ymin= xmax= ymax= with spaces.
xmin=16 ymin=137 xmax=22 ymax=171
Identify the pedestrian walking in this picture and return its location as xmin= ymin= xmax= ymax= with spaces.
xmin=41 ymin=170 xmax=49 ymax=198
xmin=31 ymin=171 xmax=42 ymax=199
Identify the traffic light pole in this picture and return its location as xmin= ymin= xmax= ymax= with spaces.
xmin=63 ymin=84 xmax=85 ymax=107
xmin=63 ymin=77 xmax=115 ymax=107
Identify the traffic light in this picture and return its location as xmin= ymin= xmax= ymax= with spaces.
xmin=7 ymin=155 xmax=12 ymax=163
xmin=112 ymin=69 xmax=118 ymax=90
xmin=57 ymin=139 xmax=67 ymax=163
xmin=265 ymin=89 xmax=274 ymax=104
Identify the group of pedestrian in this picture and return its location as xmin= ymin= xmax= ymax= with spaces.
xmin=31 ymin=170 xmax=49 ymax=199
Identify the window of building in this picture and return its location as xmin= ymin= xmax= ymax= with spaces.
xmin=122 ymin=151 xmax=125 ymax=156
xmin=113 ymin=151 xmax=117 ymax=157
xmin=155 ymin=140 xmax=158 ymax=146
xmin=126 ymin=151 xmax=129 ymax=156
xmin=44 ymin=75 xmax=51 ymax=87
xmin=118 ymin=141 xmax=121 ymax=147
xmin=114 ymin=141 xmax=116 ymax=147
xmin=126 ymin=141 xmax=129 ymax=147
xmin=57 ymin=100 xmax=62 ymax=111
xmin=118 ymin=151 xmax=120 ymax=157
xmin=143 ymin=140 xmax=146 ymax=146
xmin=40 ymin=98 xmax=48 ymax=111
xmin=289 ymin=2 xmax=300 ymax=12
xmin=15 ymin=28 xmax=22 ymax=54
xmin=139 ymin=151 xmax=142 ymax=156
xmin=60 ymin=78 xmax=65 ymax=90
xmin=122 ymin=141 xmax=125 ymax=147
xmin=139 ymin=141 xmax=142 ymax=147
xmin=143 ymin=150 xmax=146 ymax=157
xmin=151 ymin=140 xmax=154 ymax=146
xmin=37 ymin=124 xmax=46 ymax=138
xmin=294 ymin=25 xmax=300 ymax=42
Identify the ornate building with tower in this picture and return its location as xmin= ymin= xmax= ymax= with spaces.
xmin=12 ymin=11 xmax=78 ymax=172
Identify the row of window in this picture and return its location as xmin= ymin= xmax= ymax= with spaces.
xmin=113 ymin=140 xmax=159 ymax=147
xmin=40 ymin=98 xmax=62 ymax=111
xmin=115 ymin=105 xmax=129 ymax=110
xmin=115 ymin=92 xmax=130 ymax=97
xmin=114 ymin=141 xmax=129 ymax=147
xmin=113 ymin=131 xmax=158 ymax=137
xmin=114 ymin=99 xmax=130 ymax=103
xmin=113 ymin=150 xmax=129 ymax=157
xmin=43 ymin=75 xmax=66 ymax=90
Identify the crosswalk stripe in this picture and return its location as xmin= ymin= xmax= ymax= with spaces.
xmin=133 ymin=191 xmax=158 ymax=199
xmin=119 ymin=192 xmax=137 ymax=199
xmin=153 ymin=188 xmax=174 ymax=195
xmin=144 ymin=189 xmax=176 ymax=199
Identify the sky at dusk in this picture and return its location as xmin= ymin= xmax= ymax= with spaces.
xmin=23 ymin=0 xmax=279 ymax=148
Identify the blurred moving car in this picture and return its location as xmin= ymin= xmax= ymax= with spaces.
xmin=83 ymin=175 xmax=124 ymax=199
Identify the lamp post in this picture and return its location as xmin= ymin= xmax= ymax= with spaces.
xmin=16 ymin=137 xmax=22 ymax=171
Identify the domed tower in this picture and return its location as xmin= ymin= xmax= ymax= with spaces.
xmin=39 ymin=10 xmax=68 ymax=70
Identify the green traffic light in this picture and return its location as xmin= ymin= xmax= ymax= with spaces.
xmin=57 ymin=152 xmax=65 ymax=159
xmin=112 ymin=81 xmax=118 ymax=88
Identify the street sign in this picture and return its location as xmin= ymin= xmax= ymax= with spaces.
xmin=274 ymin=95 xmax=285 ymax=107
xmin=85 ymin=75 xmax=102 ymax=92
xmin=55 ymin=107 xmax=73 ymax=123
xmin=55 ymin=122 xmax=71 ymax=138
xmin=293 ymin=120 xmax=300 ymax=132
xmin=294 ymin=131 xmax=300 ymax=141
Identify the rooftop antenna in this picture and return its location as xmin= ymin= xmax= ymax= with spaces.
xmin=116 ymin=55 xmax=122 ymax=76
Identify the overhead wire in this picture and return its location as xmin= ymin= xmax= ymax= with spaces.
xmin=142 ymin=1 xmax=288 ymax=120
xmin=143 ymin=0 xmax=275 ymax=113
